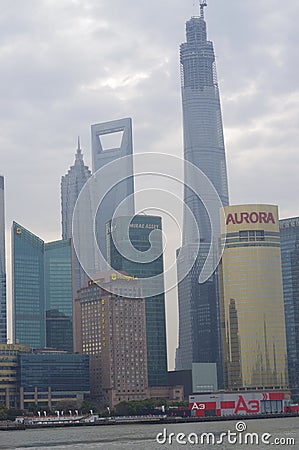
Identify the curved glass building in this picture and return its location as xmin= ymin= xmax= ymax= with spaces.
xmin=220 ymin=204 xmax=288 ymax=390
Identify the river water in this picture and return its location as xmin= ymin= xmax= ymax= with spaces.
xmin=0 ymin=417 xmax=298 ymax=449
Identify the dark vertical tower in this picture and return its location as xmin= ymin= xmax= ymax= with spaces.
xmin=0 ymin=176 xmax=6 ymax=343
xmin=45 ymin=239 xmax=74 ymax=352
xmin=280 ymin=217 xmax=299 ymax=390
xmin=176 ymin=2 xmax=229 ymax=374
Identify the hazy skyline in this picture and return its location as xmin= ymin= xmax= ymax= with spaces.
xmin=1 ymin=0 xmax=299 ymax=368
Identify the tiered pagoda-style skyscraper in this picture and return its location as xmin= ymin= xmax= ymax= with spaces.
xmin=176 ymin=2 xmax=229 ymax=378
xmin=61 ymin=139 xmax=91 ymax=241
xmin=61 ymin=139 xmax=91 ymax=294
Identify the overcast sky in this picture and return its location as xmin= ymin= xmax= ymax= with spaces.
xmin=1 ymin=0 xmax=299 ymax=369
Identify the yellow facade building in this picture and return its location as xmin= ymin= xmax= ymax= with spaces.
xmin=0 ymin=344 xmax=30 ymax=408
xmin=220 ymin=204 xmax=288 ymax=391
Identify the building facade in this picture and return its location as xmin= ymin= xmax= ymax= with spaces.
xmin=176 ymin=2 xmax=229 ymax=376
xmin=45 ymin=239 xmax=73 ymax=352
xmin=61 ymin=139 xmax=91 ymax=241
xmin=75 ymin=274 xmax=148 ymax=407
xmin=91 ymin=118 xmax=135 ymax=263
xmin=0 ymin=344 xmax=29 ymax=408
xmin=61 ymin=140 xmax=91 ymax=295
xmin=18 ymin=350 xmax=89 ymax=410
xmin=12 ymin=223 xmax=74 ymax=351
xmin=279 ymin=217 xmax=299 ymax=391
xmin=107 ymin=215 xmax=168 ymax=386
xmin=0 ymin=176 xmax=6 ymax=344
xmin=12 ymin=222 xmax=46 ymax=348
xmin=190 ymin=391 xmax=290 ymax=418
xmin=220 ymin=204 xmax=288 ymax=390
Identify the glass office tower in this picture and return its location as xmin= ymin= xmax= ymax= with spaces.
xmin=45 ymin=239 xmax=73 ymax=352
xmin=107 ymin=215 xmax=167 ymax=386
xmin=12 ymin=222 xmax=45 ymax=348
xmin=0 ymin=176 xmax=6 ymax=343
xmin=176 ymin=3 xmax=229 ymax=374
xmin=12 ymin=223 xmax=73 ymax=350
xmin=280 ymin=217 xmax=299 ymax=390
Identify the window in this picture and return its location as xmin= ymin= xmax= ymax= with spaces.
xmin=239 ymin=230 xmax=265 ymax=242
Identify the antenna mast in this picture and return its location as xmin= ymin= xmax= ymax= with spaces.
xmin=200 ymin=1 xmax=207 ymax=19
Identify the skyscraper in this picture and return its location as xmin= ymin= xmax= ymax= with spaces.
xmin=12 ymin=222 xmax=74 ymax=351
xmin=91 ymin=118 xmax=135 ymax=262
xmin=45 ymin=239 xmax=74 ymax=352
xmin=0 ymin=176 xmax=6 ymax=344
xmin=176 ymin=3 xmax=229 ymax=373
xmin=280 ymin=217 xmax=299 ymax=390
xmin=107 ymin=215 xmax=168 ymax=386
xmin=61 ymin=140 xmax=91 ymax=294
xmin=220 ymin=205 xmax=288 ymax=390
xmin=12 ymin=222 xmax=45 ymax=348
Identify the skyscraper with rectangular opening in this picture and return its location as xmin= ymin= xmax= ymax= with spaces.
xmin=91 ymin=118 xmax=135 ymax=263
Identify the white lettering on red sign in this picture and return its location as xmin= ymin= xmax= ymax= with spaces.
xmin=191 ymin=403 xmax=206 ymax=410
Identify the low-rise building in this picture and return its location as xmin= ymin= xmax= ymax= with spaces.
xmin=0 ymin=344 xmax=29 ymax=408
xmin=18 ymin=350 xmax=89 ymax=410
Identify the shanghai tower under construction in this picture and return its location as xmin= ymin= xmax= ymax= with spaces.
xmin=176 ymin=2 xmax=229 ymax=380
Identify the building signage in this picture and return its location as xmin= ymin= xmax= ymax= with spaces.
xmin=234 ymin=395 xmax=259 ymax=414
xmin=111 ymin=273 xmax=138 ymax=281
xmin=226 ymin=211 xmax=275 ymax=226
xmin=129 ymin=223 xmax=160 ymax=230
xmin=189 ymin=392 xmax=285 ymax=417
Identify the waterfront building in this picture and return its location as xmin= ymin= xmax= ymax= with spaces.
xmin=12 ymin=222 xmax=74 ymax=351
xmin=18 ymin=350 xmax=89 ymax=410
xmin=61 ymin=140 xmax=92 ymax=294
xmin=176 ymin=2 xmax=229 ymax=377
xmin=91 ymin=118 xmax=135 ymax=262
xmin=220 ymin=204 xmax=288 ymax=390
xmin=107 ymin=215 xmax=168 ymax=386
xmin=75 ymin=273 xmax=148 ymax=407
xmin=0 ymin=176 xmax=7 ymax=343
xmin=0 ymin=344 xmax=29 ymax=408
xmin=279 ymin=217 xmax=299 ymax=391
xmin=190 ymin=391 xmax=290 ymax=417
